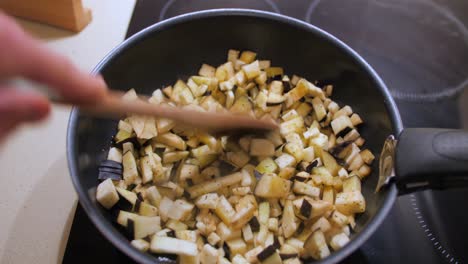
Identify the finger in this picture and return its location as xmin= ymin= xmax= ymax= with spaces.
xmin=0 ymin=88 xmax=50 ymax=141
xmin=0 ymin=12 xmax=107 ymax=104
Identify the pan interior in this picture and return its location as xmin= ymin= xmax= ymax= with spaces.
xmin=69 ymin=12 xmax=397 ymax=263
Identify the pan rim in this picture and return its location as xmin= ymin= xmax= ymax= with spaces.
xmin=67 ymin=8 xmax=403 ymax=264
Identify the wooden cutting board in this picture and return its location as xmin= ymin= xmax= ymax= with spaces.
xmin=0 ymin=0 xmax=92 ymax=32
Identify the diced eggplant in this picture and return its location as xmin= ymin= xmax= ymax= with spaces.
xmin=350 ymin=113 xmax=363 ymax=126
xmin=259 ymin=251 xmax=283 ymax=264
xmin=335 ymin=191 xmax=366 ymax=214
xmin=199 ymin=64 xmax=216 ymax=78
xmin=242 ymin=224 xmax=254 ymax=243
xmin=187 ymin=172 xmax=243 ymax=198
xmin=293 ymin=181 xmax=320 ymax=198
xmin=267 ymin=93 xmax=286 ymax=106
xmin=131 ymin=239 xmax=150 ymax=252
xmin=249 ymin=216 xmax=261 ymax=232
xmin=166 ymin=219 xmax=188 ymax=231
xmin=304 ymin=230 xmax=330 ymax=260
xmin=255 ymin=173 xmax=291 ymax=198
xmin=256 ymin=158 xmax=279 ymax=174
xmin=195 ymin=193 xmax=219 ymax=210
xmin=117 ymin=210 xmax=138 ymax=227
xmin=278 ymin=167 xmax=296 ymax=180
xmin=242 ymin=60 xmax=261 ymax=80
xmin=342 ymin=176 xmax=361 ymax=193
xmin=207 ymin=232 xmax=221 ymax=246
xmin=311 ymin=217 xmax=331 ymax=233
xmin=330 ymin=233 xmax=350 ymax=251
xmin=150 ymin=236 xmax=198 ymax=256
xmin=168 ymin=199 xmax=194 ymax=221
xmin=284 ymin=143 xmax=304 ymax=162
xmin=115 ymin=187 xmax=138 ymax=210
xmin=282 ymin=200 xmax=298 ymax=238
xmin=331 ymin=115 xmax=354 ymax=138
xmin=226 ymin=238 xmax=247 ymax=257
xmin=279 ymin=116 xmax=304 ymax=137
xmin=295 ymin=103 xmax=312 ymax=118
xmin=322 ymin=186 xmax=335 ymax=205
xmin=256 ymin=244 xmax=277 ymax=262
xmin=156 ymin=133 xmax=186 ymax=150
xmin=96 ymin=179 xmax=119 ymax=209
xmin=107 ymin=147 xmax=123 ymax=163
xmin=275 ymin=154 xmax=296 ymax=169
xmin=239 ymin=50 xmax=257 ymax=63
xmin=357 ymin=164 xmax=371 ymax=178
xmin=256 ymin=71 xmax=268 ymax=86
xmin=122 ymin=151 xmax=138 ymax=184
xmin=216 ymin=221 xmax=241 ymax=242
xmin=163 ymin=151 xmax=190 ymax=164
xmin=132 ymin=215 xmax=161 ymax=239
xmin=321 ymin=150 xmax=341 ymax=176
xmin=139 ymin=156 xmax=153 ymax=184
xmin=198 ymin=244 xmax=218 ymax=264
xmin=215 ymin=195 xmax=236 ymax=225
xmin=330 ymin=210 xmax=349 ymax=227
xmin=360 ymin=149 xmax=375 ymax=165
xmin=311 ymin=97 xmax=327 ymax=122
xmin=332 ymin=105 xmax=353 ymax=119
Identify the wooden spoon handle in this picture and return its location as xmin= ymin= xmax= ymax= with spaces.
xmin=76 ymin=91 xmax=278 ymax=133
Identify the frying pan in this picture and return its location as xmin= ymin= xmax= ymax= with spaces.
xmin=66 ymin=9 xmax=468 ymax=263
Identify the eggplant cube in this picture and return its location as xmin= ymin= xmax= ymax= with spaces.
xmin=215 ymin=195 xmax=236 ymax=225
xmin=96 ymin=179 xmax=119 ymax=209
xmin=242 ymin=60 xmax=261 ymax=80
xmin=255 ymin=173 xmax=291 ymax=198
xmin=335 ymin=191 xmax=366 ymax=214
xmin=107 ymin=147 xmax=123 ymax=163
xmin=304 ymin=231 xmax=330 ymax=260
xmin=282 ymin=200 xmax=298 ymax=238
xmin=138 ymin=202 xmax=159 ymax=217
xmin=256 ymin=158 xmax=279 ymax=174
xmin=226 ymin=238 xmax=247 ymax=256
xmin=168 ymin=199 xmax=194 ymax=221
xmin=330 ymin=233 xmax=350 ymax=251
xmin=343 ymin=176 xmax=361 ymax=193
xmin=200 ymin=244 xmax=219 ymax=264
xmin=131 ymin=239 xmax=150 ymax=252
xmin=292 ymin=181 xmax=320 ymax=198
xmin=132 ymin=216 xmax=161 ymax=239
xmin=275 ymin=154 xmax=297 ymax=169
xmin=232 ymin=254 xmax=250 ymax=264
xmin=150 ymin=236 xmax=198 ymax=256
xmin=195 ymin=193 xmax=219 ymax=209
xmin=139 ymin=156 xmax=154 ymax=184
xmin=123 ymin=151 xmax=139 ymax=185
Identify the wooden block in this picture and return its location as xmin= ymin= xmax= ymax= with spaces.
xmin=0 ymin=0 xmax=92 ymax=32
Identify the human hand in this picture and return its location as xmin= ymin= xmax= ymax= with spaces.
xmin=0 ymin=12 xmax=107 ymax=140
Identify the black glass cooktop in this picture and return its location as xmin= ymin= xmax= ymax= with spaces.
xmin=63 ymin=0 xmax=468 ymax=263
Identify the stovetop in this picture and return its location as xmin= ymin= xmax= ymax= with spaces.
xmin=63 ymin=0 xmax=468 ymax=263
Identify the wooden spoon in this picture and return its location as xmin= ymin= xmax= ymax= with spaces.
xmin=67 ymin=90 xmax=279 ymax=134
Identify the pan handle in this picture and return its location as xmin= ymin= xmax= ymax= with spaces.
xmin=395 ymin=128 xmax=468 ymax=194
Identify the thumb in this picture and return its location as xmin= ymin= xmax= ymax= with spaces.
xmin=0 ymin=88 xmax=50 ymax=140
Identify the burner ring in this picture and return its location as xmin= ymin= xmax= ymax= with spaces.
xmin=159 ymin=0 xmax=281 ymax=22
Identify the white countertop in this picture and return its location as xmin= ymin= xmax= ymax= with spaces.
xmin=0 ymin=0 xmax=136 ymax=263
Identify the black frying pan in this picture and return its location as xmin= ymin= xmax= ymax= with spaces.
xmin=66 ymin=9 xmax=468 ymax=264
